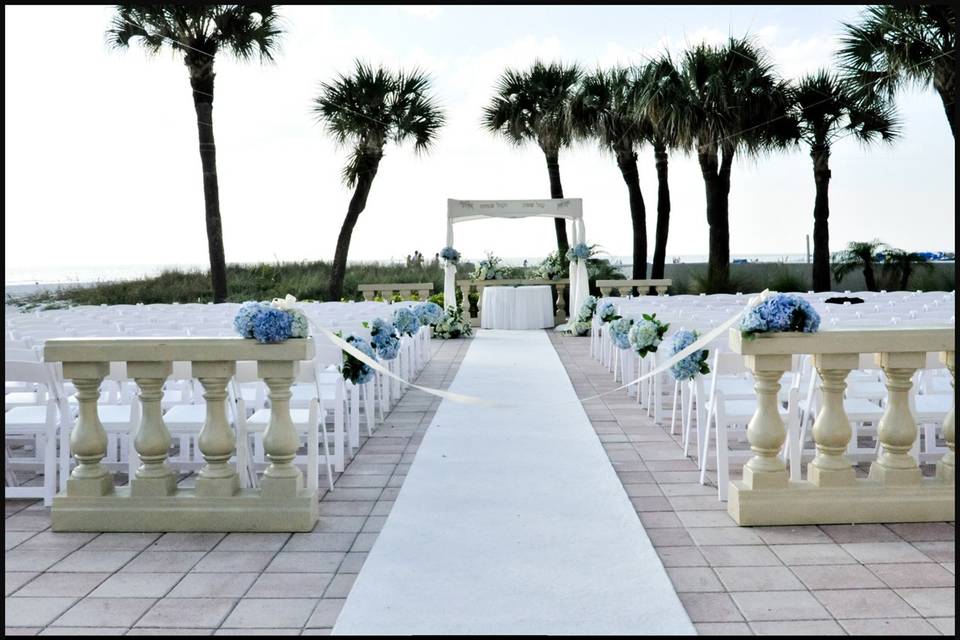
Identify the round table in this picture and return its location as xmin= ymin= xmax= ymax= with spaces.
xmin=480 ymin=285 xmax=554 ymax=330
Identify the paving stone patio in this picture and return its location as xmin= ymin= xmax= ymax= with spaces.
xmin=549 ymin=331 xmax=955 ymax=636
xmin=4 ymin=331 xmax=956 ymax=635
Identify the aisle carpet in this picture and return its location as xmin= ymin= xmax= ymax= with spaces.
xmin=333 ymin=330 xmax=694 ymax=634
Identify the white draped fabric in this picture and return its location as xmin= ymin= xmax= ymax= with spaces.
xmin=480 ymin=286 xmax=554 ymax=330
xmin=443 ymin=198 xmax=589 ymax=325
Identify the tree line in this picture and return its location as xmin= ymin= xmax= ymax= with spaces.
xmin=108 ymin=4 xmax=954 ymax=301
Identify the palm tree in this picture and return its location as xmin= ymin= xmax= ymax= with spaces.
xmin=569 ymin=67 xmax=652 ymax=279
xmin=482 ymin=61 xmax=582 ymax=258
xmin=838 ymin=5 xmax=956 ymax=137
xmin=881 ymin=248 xmax=933 ymax=290
xmin=107 ymin=5 xmax=284 ymax=302
xmin=313 ymin=61 xmax=444 ymax=301
xmin=635 ymin=55 xmax=690 ymax=281
xmin=790 ymin=71 xmax=898 ymax=292
xmin=832 ymin=239 xmax=886 ymax=291
xmin=674 ymin=38 xmax=798 ymax=292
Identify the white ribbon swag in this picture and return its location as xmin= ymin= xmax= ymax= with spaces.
xmin=299 ymin=290 xmax=773 ymax=409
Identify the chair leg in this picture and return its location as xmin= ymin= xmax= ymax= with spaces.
xmin=716 ymin=423 xmax=730 ymax=501
xmin=671 ymin=380 xmax=679 ymax=436
xmin=43 ymin=432 xmax=57 ymax=506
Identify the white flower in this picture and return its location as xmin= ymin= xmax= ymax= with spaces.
xmin=271 ymin=294 xmax=298 ymax=311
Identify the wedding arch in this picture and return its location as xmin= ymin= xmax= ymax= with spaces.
xmin=443 ymin=198 xmax=589 ymax=324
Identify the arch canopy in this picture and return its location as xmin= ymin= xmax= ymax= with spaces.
xmin=442 ymin=198 xmax=588 ymax=329
xmin=447 ymin=198 xmax=583 ymax=224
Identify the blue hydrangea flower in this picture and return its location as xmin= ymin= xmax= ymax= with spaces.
xmin=392 ymin=307 xmax=421 ymax=336
xmin=344 ymin=335 xmax=376 ymax=385
xmin=669 ymin=329 xmax=710 ymax=381
xmin=251 ymin=308 xmax=294 ymax=344
xmin=413 ymin=301 xmax=445 ymax=326
xmin=576 ymin=295 xmax=598 ymax=322
xmin=629 ymin=319 xmax=660 ymax=351
xmin=287 ymin=308 xmax=310 ymax=338
xmin=440 ymin=246 xmax=460 ymax=263
xmin=596 ymin=301 xmax=618 ymax=323
xmin=233 ymin=301 xmax=270 ymax=338
xmin=565 ymin=243 xmax=591 ymax=261
xmin=608 ymin=317 xmax=634 ymax=350
xmin=370 ymin=317 xmax=401 ymax=361
xmin=740 ymin=293 xmax=821 ymax=339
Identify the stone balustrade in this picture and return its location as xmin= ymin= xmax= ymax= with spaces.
xmin=457 ymin=279 xmax=569 ymax=327
xmin=727 ymin=326 xmax=955 ymax=526
xmin=43 ymin=337 xmax=319 ymax=532
xmin=358 ymin=282 xmax=433 ymax=301
xmin=595 ymin=279 xmax=671 ymax=297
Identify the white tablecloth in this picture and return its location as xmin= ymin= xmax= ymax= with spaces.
xmin=480 ymin=285 xmax=554 ymax=330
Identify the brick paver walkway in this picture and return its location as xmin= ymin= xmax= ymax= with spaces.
xmin=549 ymin=331 xmax=955 ymax=636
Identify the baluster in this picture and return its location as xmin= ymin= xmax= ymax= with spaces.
xmin=259 ymin=360 xmax=304 ymax=496
xmin=742 ymin=354 xmax=791 ymax=489
xmin=62 ymin=362 xmax=114 ymax=496
xmin=556 ymin=284 xmax=567 ymax=322
xmin=128 ymin=361 xmax=176 ymax=496
xmin=936 ymin=351 xmax=955 ymax=483
xmin=475 ymin=284 xmax=483 ymax=320
xmin=193 ymin=361 xmax=240 ymax=496
xmin=868 ymin=352 xmax=924 ymax=486
xmin=360 ymin=289 xmax=369 ymax=301
xmin=808 ymin=354 xmax=857 ymax=487
xmin=656 ymin=286 xmax=668 ymax=296
xmin=460 ymin=284 xmax=471 ymax=317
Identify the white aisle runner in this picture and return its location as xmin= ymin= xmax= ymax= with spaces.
xmin=333 ymin=330 xmax=694 ymax=635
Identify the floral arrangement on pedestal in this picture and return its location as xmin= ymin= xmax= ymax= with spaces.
xmin=565 ymin=242 xmax=592 ymax=262
xmin=596 ymin=301 xmax=620 ymax=323
xmin=569 ymin=295 xmax=597 ymax=336
xmin=534 ymin=250 xmax=565 ymax=280
xmin=413 ymin=301 xmax=445 ymax=327
xmin=392 ymin=306 xmax=421 ymax=337
xmin=434 ymin=305 xmax=472 ymax=339
xmin=669 ymin=329 xmax=710 ymax=381
xmin=440 ymin=246 xmax=461 ymax=265
xmin=367 ymin=317 xmax=401 ymax=360
xmin=472 ymin=252 xmax=507 ymax=281
xmin=740 ymin=293 xmax=821 ymax=340
xmin=628 ymin=313 xmax=670 ymax=357
xmin=340 ymin=334 xmax=376 ymax=385
xmin=608 ymin=317 xmax=634 ymax=350
xmin=233 ymin=295 xmax=309 ymax=343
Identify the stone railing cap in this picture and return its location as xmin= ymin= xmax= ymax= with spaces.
xmin=729 ymin=326 xmax=955 ymax=355
xmin=44 ymin=337 xmax=315 ymax=363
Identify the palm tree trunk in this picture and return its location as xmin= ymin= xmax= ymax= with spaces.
xmin=544 ymin=150 xmax=570 ymax=258
xmin=935 ymin=82 xmax=956 ymax=138
xmin=328 ymin=155 xmax=380 ymax=301
xmin=189 ymin=64 xmax=228 ymax=303
xmin=863 ymin=260 xmax=877 ymax=292
xmin=699 ymin=145 xmax=732 ymax=292
xmin=651 ymin=143 xmax=671 ymax=280
xmin=811 ymin=144 xmax=832 ymax=292
xmin=616 ymin=150 xmax=647 ymax=280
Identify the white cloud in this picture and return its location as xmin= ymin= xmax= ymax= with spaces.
xmin=399 ymin=6 xmax=443 ymax=20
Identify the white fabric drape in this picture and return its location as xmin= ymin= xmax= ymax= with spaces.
xmin=480 ymin=286 xmax=554 ymax=330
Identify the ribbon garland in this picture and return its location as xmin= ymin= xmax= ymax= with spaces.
xmin=299 ymin=290 xmax=772 ymax=409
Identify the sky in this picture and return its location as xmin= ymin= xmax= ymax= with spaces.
xmin=4 ymin=4 xmax=955 ymax=279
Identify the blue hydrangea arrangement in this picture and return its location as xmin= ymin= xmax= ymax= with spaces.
xmin=392 ymin=307 xmax=421 ymax=337
xmin=369 ymin=317 xmax=401 ymax=361
xmin=233 ymin=301 xmax=270 ymax=338
xmin=413 ymin=301 xmax=445 ymax=326
xmin=565 ymin=243 xmax=591 ymax=261
xmin=434 ymin=305 xmax=472 ymax=339
xmin=596 ymin=301 xmax=620 ymax=323
xmin=669 ymin=329 xmax=710 ymax=381
xmin=628 ymin=313 xmax=670 ymax=357
xmin=342 ymin=334 xmax=376 ymax=385
xmin=440 ymin=247 xmax=460 ymax=264
xmin=472 ymin=252 xmax=506 ymax=280
xmin=576 ymin=295 xmax=598 ymax=322
xmin=740 ymin=293 xmax=821 ymax=340
xmin=251 ymin=308 xmax=294 ymax=344
xmin=288 ymin=308 xmax=309 ymax=338
xmin=608 ymin=317 xmax=634 ymax=350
